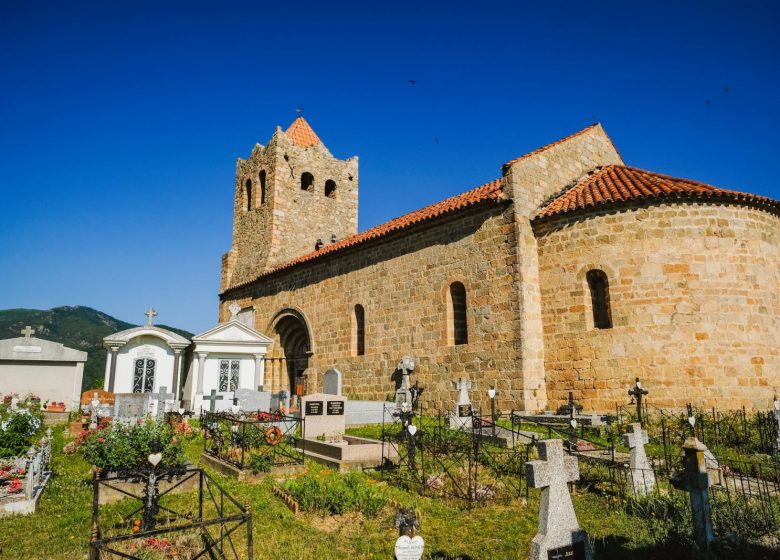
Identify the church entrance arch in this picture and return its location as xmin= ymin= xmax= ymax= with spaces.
xmin=268 ymin=309 xmax=313 ymax=402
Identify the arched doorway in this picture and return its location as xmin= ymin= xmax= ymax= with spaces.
xmin=270 ymin=309 xmax=313 ymax=401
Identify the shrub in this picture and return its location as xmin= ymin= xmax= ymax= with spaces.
xmin=81 ymin=421 xmax=186 ymax=473
xmin=0 ymin=408 xmax=43 ymax=458
xmin=283 ymin=469 xmax=387 ymax=516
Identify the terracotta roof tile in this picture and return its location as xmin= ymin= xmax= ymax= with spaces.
xmin=224 ymin=178 xmax=504 ymax=292
xmin=536 ymin=165 xmax=780 ymax=219
xmin=502 ymin=124 xmax=599 ymax=171
xmin=285 ymin=116 xmax=321 ymax=148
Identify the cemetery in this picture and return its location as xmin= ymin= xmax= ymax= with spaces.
xmin=0 ymin=372 xmax=778 ymax=559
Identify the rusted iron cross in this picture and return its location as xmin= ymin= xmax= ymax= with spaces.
xmin=628 ymin=377 xmax=648 ymax=424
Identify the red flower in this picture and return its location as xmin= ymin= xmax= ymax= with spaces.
xmin=7 ymin=479 xmax=22 ymax=493
xmin=97 ymin=438 xmax=105 ymax=443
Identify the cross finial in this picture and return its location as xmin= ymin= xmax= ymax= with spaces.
xmin=21 ymin=326 xmax=35 ymax=339
xmin=145 ymin=307 xmax=157 ymax=326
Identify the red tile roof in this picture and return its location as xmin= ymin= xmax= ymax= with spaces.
xmin=502 ymin=124 xmax=600 ymax=171
xmin=224 ymin=178 xmax=505 ymax=292
xmin=286 ymin=116 xmax=321 ymax=148
xmin=536 ymin=165 xmax=780 ymax=219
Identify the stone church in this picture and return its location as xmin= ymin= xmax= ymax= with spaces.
xmin=219 ymin=116 xmax=780 ymax=412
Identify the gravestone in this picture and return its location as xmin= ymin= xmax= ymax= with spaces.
xmin=302 ymin=392 xmax=347 ymax=440
xmin=202 ymin=389 xmax=224 ymax=413
xmin=151 ymin=386 xmax=174 ymax=420
xmin=394 ymin=356 xmax=415 ymax=407
xmin=113 ymin=393 xmax=151 ymax=425
xmin=394 ymin=535 xmax=425 ymax=560
xmin=235 ymin=388 xmax=271 ymax=412
xmin=449 ymin=378 xmax=473 ymax=430
xmin=622 ymin=423 xmax=656 ymax=496
xmin=525 ymin=439 xmax=592 ymax=560
xmin=323 ymin=368 xmax=343 ymax=396
xmin=270 ymin=389 xmax=291 ymax=413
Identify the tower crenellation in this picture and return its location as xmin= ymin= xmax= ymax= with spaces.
xmin=221 ymin=117 xmax=358 ymax=292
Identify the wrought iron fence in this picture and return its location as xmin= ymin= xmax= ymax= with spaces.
xmin=89 ymin=468 xmax=252 ymax=559
xmin=202 ymin=410 xmax=305 ymax=472
xmin=376 ymin=407 xmax=534 ymax=504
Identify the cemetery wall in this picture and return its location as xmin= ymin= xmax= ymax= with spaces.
xmin=535 ymin=201 xmax=780 ymax=411
xmin=221 ymin=203 xmax=524 ymax=413
xmin=222 ymin=131 xmax=359 ymax=290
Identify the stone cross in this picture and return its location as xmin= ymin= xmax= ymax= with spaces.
xmin=21 ymin=326 xmax=35 ymax=339
xmin=145 ymin=307 xmax=157 ymax=326
xmin=395 ymin=356 xmax=415 ymax=407
xmin=622 ymin=423 xmax=656 ymax=496
xmin=677 ymin=437 xmax=715 ymax=554
xmin=152 ymin=386 xmax=174 ymax=419
xmin=451 ymin=378 xmax=472 ymax=406
xmin=628 ymin=377 xmax=649 ymax=424
xmin=525 ymin=439 xmax=593 ymax=560
xmin=203 ymin=389 xmax=223 ymax=413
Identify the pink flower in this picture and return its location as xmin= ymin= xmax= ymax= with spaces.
xmin=97 ymin=437 xmax=105 ymax=443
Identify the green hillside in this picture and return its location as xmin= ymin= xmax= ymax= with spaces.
xmin=0 ymin=306 xmax=193 ymax=392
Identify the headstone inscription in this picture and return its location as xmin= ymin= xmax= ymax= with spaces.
xmin=394 ymin=507 xmax=424 ymax=560
xmin=449 ymin=378 xmax=473 ymax=429
xmin=235 ymin=388 xmax=271 ymax=412
xmin=394 ymin=356 xmax=415 ymax=407
xmin=525 ymin=439 xmax=592 ymax=560
xmin=113 ymin=393 xmax=151 ymax=425
xmin=202 ymin=389 xmax=224 ymax=413
xmin=622 ymin=423 xmax=656 ymax=496
xmin=323 ymin=368 xmax=343 ymax=396
xmin=301 ymin=392 xmax=347 ymax=440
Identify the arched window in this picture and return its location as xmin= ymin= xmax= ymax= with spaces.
xmin=259 ymin=170 xmax=266 ymax=206
xmin=447 ymin=282 xmax=468 ymax=346
xmin=325 ymin=179 xmax=337 ymax=198
xmin=586 ymin=269 xmax=612 ymax=329
xmin=301 ymin=172 xmax=314 ymax=192
xmin=245 ymin=179 xmax=253 ymax=211
xmin=352 ymin=304 xmax=365 ymax=356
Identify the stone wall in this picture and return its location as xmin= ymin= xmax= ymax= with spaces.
xmin=221 ymin=202 xmax=525 ymax=413
xmin=222 ymin=129 xmax=358 ymax=290
xmin=535 ymin=201 xmax=780 ymax=411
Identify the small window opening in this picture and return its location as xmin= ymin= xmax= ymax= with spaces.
xmin=353 ymin=304 xmax=365 ymax=356
xmin=325 ymin=179 xmax=337 ymax=198
xmin=245 ymin=179 xmax=253 ymax=211
xmin=301 ymin=172 xmax=314 ymax=192
xmin=259 ymin=170 xmax=266 ymax=206
xmin=587 ymin=269 xmax=613 ymax=329
xmin=448 ymin=282 xmax=468 ymax=346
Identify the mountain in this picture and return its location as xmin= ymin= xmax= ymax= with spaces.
xmin=0 ymin=306 xmax=194 ymax=392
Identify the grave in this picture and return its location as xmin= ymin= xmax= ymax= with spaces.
xmin=0 ymin=431 xmax=53 ymax=517
xmin=296 ymin=392 xmax=395 ymax=471
xmin=526 ymin=439 xmax=593 ymax=560
xmin=323 ymin=368 xmax=342 ymax=396
xmin=394 ymin=356 xmax=415 ymax=407
xmin=449 ymin=377 xmax=473 ymax=430
xmin=622 ymin=423 xmax=656 ymax=496
xmin=113 ymin=393 xmax=151 ymax=425
xmin=235 ymin=387 xmax=271 ymax=412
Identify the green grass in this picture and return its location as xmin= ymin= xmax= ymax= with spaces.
xmin=0 ymin=425 xmax=777 ymax=559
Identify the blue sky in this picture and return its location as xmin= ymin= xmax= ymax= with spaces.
xmin=1 ymin=0 xmax=778 ymax=333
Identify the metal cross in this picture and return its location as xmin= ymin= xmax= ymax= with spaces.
xmin=203 ymin=389 xmax=223 ymax=412
xmin=152 ymin=386 xmax=174 ymax=418
xmin=21 ymin=326 xmax=35 ymax=338
xmin=628 ymin=377 xmax=649 ymax=424
xmin=145 ymin=307 xmax=157 ymax=326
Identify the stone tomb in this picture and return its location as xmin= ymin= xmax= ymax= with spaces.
xmin=113 ymin=393 xmax=151 ymax=425
xmin=526 ymin=439 xmax=593 ymax=560
xmin=296 ymin=392 xmax=395 ymax=471
xmin=235 ymin=388 xmax=271 ymax=412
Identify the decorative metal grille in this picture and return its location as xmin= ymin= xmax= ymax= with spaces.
xmin=219 ymin=360 xmax=229 ymax=391
xmin=133 ymin=358 xmax=156 ymax=393
xmin=230 ymin=360 xmax=239 ymax=392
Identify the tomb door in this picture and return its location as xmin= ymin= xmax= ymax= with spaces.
xmin=133 ymin=358 xmax=156 ymax=393
xmin=219 ymin=359 xmax=240 ymax=392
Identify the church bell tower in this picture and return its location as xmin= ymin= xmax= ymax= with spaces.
xmin=221 ymin=116 xmax=359 ymax=292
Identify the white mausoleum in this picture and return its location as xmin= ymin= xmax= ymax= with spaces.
xmin=0 ymin=326 xmax=87 ymax=410
xmin=182 ymin=308 xmax=272 ymax=412
xmin=102 ymin=308 xmax=190 ymax=399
